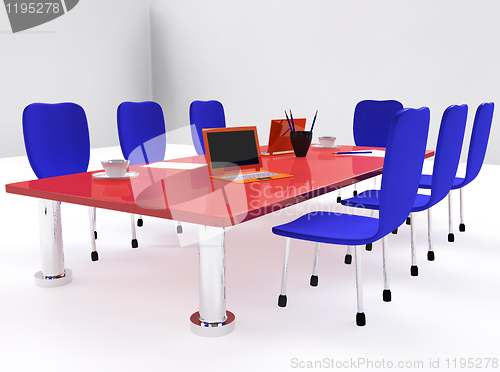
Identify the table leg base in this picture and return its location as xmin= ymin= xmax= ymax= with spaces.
xmin=34 ymin=269 xmax=73 ymax=288
xmin=190 ymin=311 xmax=235 ymax=337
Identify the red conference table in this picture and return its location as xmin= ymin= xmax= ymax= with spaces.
xmin=5 ymin=145 xmax=434 ymax=336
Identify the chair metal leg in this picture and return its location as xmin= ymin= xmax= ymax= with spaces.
xmin=137 ymin=214 xmax=143 ymax=227
xmin=177 ymin=221 xmax=183 ymax=234
xmin=354 ymin=245 xmax=366 ymax=326
xmin=337 ymin=189 xmax=341 ymax=203
xmin=410 ymin=212 xmax=418 ymax=276
xmin=344 ymin=245 xmax=352 ymax=264
xmin=381 ymin=236 xmax=391 ymax=302
xmin=130 ymin=214 xmax=138 ymax=248
xmin=427 ymin=208 xmax=435 ymax=261
xmin=92 ymin=207 xmax=97 ymax=239
xmin=459 ymin=188 xmax=465 ymax=232
xmin=370 ymin=182 xmax=376 ymax=217
xmin=278 ymin=238 xmax=291 ymax=307
xmin=310 ymin=242 xmax=320 ymax=286
xmin=353 ymin=183 xmax=357 ymax=196
xmin=448 ymin=192 xmax=455 ymax=242
xmin=89 ymin=207 xmax=98 ymax=261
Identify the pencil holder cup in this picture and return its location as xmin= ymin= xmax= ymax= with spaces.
xmin=290 ymin=131 xmax=313 ymax=157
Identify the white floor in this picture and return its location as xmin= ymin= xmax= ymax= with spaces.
xmin=1 ymin=145 xmax=499 ymax=372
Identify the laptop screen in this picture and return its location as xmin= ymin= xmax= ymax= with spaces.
xmin=203 ymin=126 xmax=263 ymax=173
xmin=267 ymin=118 xmax=306 ymax=154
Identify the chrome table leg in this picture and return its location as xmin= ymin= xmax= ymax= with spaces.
xmin=35 ymin=199 xmax=72 ymax=288
xmin=190 ymin=225 xmax=235 ymax=337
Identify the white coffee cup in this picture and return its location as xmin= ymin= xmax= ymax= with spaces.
xmin=101 ymin=159 xmax=130 ymax=177
xmin=318 ymin=136 xmax=336 ymax=148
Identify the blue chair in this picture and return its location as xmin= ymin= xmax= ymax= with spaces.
xmin=273 ymin=107 xmax=430 ymax=326
xmin=23 ymin=102 xmax=98 ymax=261
xmin=342 ymin=104 xmax=468 ymax=275
xmin=189 ymin=100 xmax=226 ymax=155
xmin=418 ymin=102 xmax=494 ymax=241
xmin=117 ymin=101 xmax=183 ymax=242
xmin=339 ymin=100 xmax=404 ymax=201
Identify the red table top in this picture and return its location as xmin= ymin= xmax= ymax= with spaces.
xmin=5 ymin=146 xmax=434 ymax=228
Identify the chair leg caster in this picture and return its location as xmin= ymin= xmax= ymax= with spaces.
xmin=137 ymin=218 xmax=143 ymax=227
xmin=365 ymin=243 xmax=372 ymax=251
xmin=91 ymin=251 xmax=99 ymax=261
xmin=278 ymin=294 xmax=287 ymax=307
xmin=406 ymin=217 xmax=411 ymax=225
xmin=448 ymin=233 xmax=454 ymax=242
xmin=310 ymin=275 xmax=318 ymax=287
xmin=459 ymin=223 xmax=465 ymax=232
xmin=383 ymin=289 xmax=392 ymax=302
xmin=344 ymin=254 xmax=352 ymax=265
xmin=427 ymin=251 xmax=435 ymax=261
xmin=356 ymin=312 xmax=366 ymax=326
xmin=177 ymin=225 xmax=183 ymax=234
xmin=337 ymin=196 xmax=342 ymax=203
xmin=410 ymin=265 xmax=419 ymax=276
xmin=353 ymin=190 xmax=358 ymax=196
xmin=392 ymin=228 xmax=398 ymax=234
xmin=131 ymin=239 xmax=138 ymax=248
xmin=94 ymin=231 xmax=97 ymax=240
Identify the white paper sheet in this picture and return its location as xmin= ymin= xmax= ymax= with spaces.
xmin=141 ymin=162 xmax=207 ymax=170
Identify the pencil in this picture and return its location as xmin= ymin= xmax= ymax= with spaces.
xmin=289 ymin=109 xmax=296 ymax=132
xmin=333 ymin=151 xmax=373 ymax=155
xmin=310 ymin=110 xmax=318 ymax=132
xmin=284 ymin=111 xmax=293 ymax=132
xmin=282 ymin=127 xmax=291 ymax=136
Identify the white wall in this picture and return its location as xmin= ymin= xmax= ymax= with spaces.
xmin=0 ymin=0 xmax=151 ymax=158
xmin=150 ymin=0 xmax=500 ymax=164
xmin=2 ymin=0 xmax=499 ymax=164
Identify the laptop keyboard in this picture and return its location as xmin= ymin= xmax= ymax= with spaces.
xmin=261 ymin=150 xmax=294 ymax=155
xmin=219 ymin=171 xmax=280 ymax=181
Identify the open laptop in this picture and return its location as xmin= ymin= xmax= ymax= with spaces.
xmin=202 ymin=126 xmax=293 ymax=183
xmin=261 ymin=118 xmax=306 ymax=156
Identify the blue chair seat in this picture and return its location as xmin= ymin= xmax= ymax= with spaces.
xmin=189 ymin=100 xmax=227 ymax=155
xmin=273 ymin=212 xmax=379 ymax=246
xmin=344 ymin=190 xmax=432 ymax=212
xmin=342 ymin=104 xmax=468 ymax=272
xmin=419 ymin=174 xmax=465 ymax=189
xmin=272 ymin=107 xmax=431 ymax=327
xmin=23 ymin=102 xmax=98 ymax=261
xmin=418 ymin=103 xmax=494 ymax=236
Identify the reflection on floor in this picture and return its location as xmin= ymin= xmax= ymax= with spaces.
xmin=1 ymin=145 xmax=499 ymax=372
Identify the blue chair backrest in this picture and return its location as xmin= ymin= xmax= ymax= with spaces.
xmin=23 ymin=102 xmax=90 ymax=179
xmin=117 ymin=101 xmax=166 ymax=165
xmin=353 ymin=100 xmax=404 ymax=147
xmin=462 ymin=102 xmax=494 ymax=186
xmin=189 ymin=100 xmax=226 ymax=155
xmin=376 ymin=107 xmax=430 ymax=238
xmin=427 ymin=104 xmax=468 ymax=207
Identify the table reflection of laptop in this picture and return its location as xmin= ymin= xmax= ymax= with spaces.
xmin=202 ymin=126 xmax=293 ymax=183
xmin=261 ymin=118 xmax=306 ymax=156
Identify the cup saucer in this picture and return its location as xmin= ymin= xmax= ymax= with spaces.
xmin=311 ymin=144 xmax=341 ymax=149
xmin=92 ymin=171 xmax=139 ymax=180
